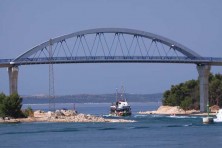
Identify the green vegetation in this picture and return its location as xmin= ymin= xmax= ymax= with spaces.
xmin=23 ymin=106 xmax=34 ymax=117
xmin=209 ymin=73 xmax=222 ymax=107
xmin=180 ymin=97 xmax=192 ymax=112
xmin=162 ymin=73 xmax=222 ymax=110
xmin=0 ymin=93 xmax=24 ymax=118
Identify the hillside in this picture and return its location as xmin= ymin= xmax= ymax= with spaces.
xmin=22 ymin=93 xmax=163 ymax=104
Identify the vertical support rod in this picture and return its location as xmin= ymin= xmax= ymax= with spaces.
xmin=8 ymin=66 xmax=19 ymax=95
xmin=49 ymin=39 xmax=55 ymax=111
xmin=197 ymin=65 xmax=211 ymax=112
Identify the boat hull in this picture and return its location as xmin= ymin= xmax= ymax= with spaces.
xmin=110 ymin=112 xmax=132 ymax=117
xmin=203 ymin=117 xmax=214 ymax=124
xmin=213 ymin=109 xmax=222 ymax=122
xmin=213 ymin=119 xmax=222 ymax=122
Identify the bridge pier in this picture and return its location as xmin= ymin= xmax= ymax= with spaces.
xmin=8 ymin=66 xmax=19 ymax=95
xmin=197 ymin=65 xmax=211 ymax=112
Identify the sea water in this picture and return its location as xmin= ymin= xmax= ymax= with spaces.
xmin=1 ymin=103 xmax=222 ymax=148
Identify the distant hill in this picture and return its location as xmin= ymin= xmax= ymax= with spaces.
xmin=22 ymin=93 xmax=163 ymax=104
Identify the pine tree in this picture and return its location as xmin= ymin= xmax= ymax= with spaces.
xmin=0 ymin=93 xmax=23 ymax=118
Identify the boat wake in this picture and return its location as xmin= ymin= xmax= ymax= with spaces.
xmin=166 ymin=115 xmax=199 ymax=119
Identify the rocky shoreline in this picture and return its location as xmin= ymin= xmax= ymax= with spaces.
xmin=138 ymin=105 xmax=217 ymax=116
xmin=0 ymin=110 xmax=135 ymax=123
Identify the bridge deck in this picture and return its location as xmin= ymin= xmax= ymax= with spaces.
xmin=1 ymin=56 xmax=222 ymax=67
xmin=0 ymin=59 xmax=13 ymax=67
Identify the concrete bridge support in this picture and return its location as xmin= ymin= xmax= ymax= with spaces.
xmin=197 ymin=65 xmax=211 ymax=112
xmin=8 ymin=66 xmax=19 ymax=95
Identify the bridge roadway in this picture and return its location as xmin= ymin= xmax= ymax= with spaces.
xmin=1 ymin=56 xmax=222 ymax=67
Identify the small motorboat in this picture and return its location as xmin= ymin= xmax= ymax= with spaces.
xmin=214 ymin=109 xmax=222 ymax=122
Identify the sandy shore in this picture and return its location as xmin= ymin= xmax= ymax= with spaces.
xmin=0 ymin=110 xmax=135 ymax=123
xmin=138 ymin=106 xmax=217 ymax=116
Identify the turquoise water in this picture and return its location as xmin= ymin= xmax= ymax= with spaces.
xmin=1 ymin=103 xmax=222 ymax=148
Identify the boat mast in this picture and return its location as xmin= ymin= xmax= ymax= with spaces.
xmin=116 ymin=88 xmax=118 ymax=102
xmin=120 ymin=85 xmax=126 ymax=102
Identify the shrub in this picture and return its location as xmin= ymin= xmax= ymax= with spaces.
xmin=0 ymin=93 xmax=24 ymax=118
xmin=23 ymin=106 xmax=34 ymax=117
xmin=180 ymin=97 xmax=192 ymax=112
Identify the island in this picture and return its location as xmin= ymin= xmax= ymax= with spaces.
xmin=0 ymin=109 xmax=135 ymax=123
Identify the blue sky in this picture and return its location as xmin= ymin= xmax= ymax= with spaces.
xmin=0 ymin=0 xmax=222 ymax=95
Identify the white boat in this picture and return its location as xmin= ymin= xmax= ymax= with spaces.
xmin=214 ymin=109 xmax=222 ymax=122
xmin=110 ymin=100 xmax=132 ymax=116
xmin=109 ymin=86 xmax=132 ymax=116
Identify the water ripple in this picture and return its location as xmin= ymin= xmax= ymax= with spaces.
xmin=0 ymin=128 xmax=80 ymax=135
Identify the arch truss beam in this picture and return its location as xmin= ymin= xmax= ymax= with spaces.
xmin=13 ymin=28 xmax=201 ymax=64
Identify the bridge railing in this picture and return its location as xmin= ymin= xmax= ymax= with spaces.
xmin=14 ymin=56 xmax=193 ymax=62
xmin=0 ymin=59 xmax=13 ymax=63
xmin=2 ymin=56 xmax=222 ymax=66
xmin=15 ymin=56 xmax=221 ymax=61
xmin=11 ymin=56 xmax=222 ymax=65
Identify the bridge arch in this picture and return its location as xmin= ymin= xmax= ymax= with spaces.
xmin=13 ymin=28 xmax=201 ymax=62
xmin=9 ymin=28 xmax=212 ymax=112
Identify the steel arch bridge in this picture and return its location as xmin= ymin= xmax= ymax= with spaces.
xmin=1 ymin=28 xmax=222 ymax=112
xmin=5 ymin=28 xmax=221 ymax=66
